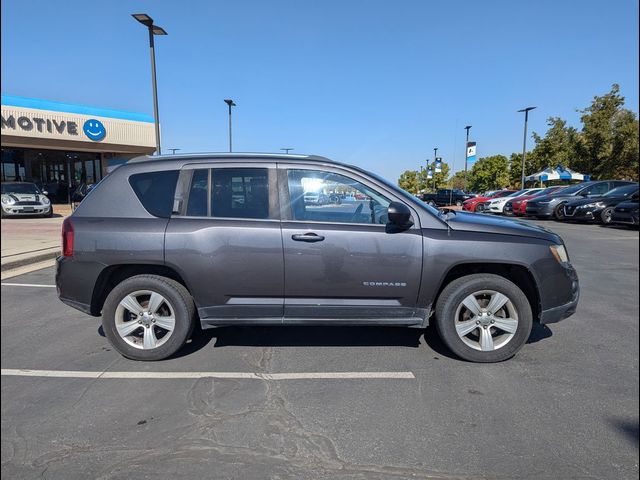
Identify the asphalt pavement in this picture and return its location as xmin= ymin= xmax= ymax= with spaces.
xmin=1 ymin=220 xmax=638 ymax=479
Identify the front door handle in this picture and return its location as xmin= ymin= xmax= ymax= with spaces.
xmin=291 ymin=233 xmax=325 ymax=242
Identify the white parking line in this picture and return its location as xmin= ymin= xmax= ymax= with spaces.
xmin=1 ymin=283 xmax=56 ymax=288
xmin=1 ymin=369 xmax=415 ymax=380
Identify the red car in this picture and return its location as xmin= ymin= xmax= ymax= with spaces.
xmin=510 ymin=186 xmax=568 ymax=216
xmin=462 ymin=190 xmax=515 ymax=212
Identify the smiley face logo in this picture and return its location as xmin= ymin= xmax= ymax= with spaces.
xmin=83 ymin=119 xmax=106 ymax=141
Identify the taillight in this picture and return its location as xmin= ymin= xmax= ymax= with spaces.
xmin=62 ymin=217 xmax=74 ymax=257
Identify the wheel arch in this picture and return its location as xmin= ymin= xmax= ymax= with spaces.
xmin=434 ymin=262 xmax=542 ymax=323
xmin=90 ymin=264 xmax=192 ymax=316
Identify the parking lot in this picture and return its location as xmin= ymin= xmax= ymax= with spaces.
xmin=1 ymin=219 xmax=638 ymax=479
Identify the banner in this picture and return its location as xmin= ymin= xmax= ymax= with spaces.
xmin=466 ymin=142 xmax=477 ymax=164
xmin=434 ymin=157 xmax=442 ymax=173
xmin=426 ymin=168 xmax=433 ymax=179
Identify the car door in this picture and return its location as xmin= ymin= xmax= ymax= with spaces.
xmin=278 ymin=164 xmax=424 ymax=323
xmin=164 ymin=163 xmax=284 ymax=322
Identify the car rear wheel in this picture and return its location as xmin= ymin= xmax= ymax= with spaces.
xmin=102 ymin=275 xmax=196 ymax=361
xmin=455 ymin=200 xmax=463 ymax=207
xmin=600 ymin=207 xmax=614 ymax=224
xmin=434 ymin=274 xmax=533 ymax=363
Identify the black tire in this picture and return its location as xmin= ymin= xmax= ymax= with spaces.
xmin=102 ymin=274 xmax=196 ymax=361
xmin=43 ymin=206 xmax=54 ymax=218
xmin=455 ymin=200 xmax=463 ymax=207
xmin=434 ymin=274 xmax=533 ymax=363
xmin=553 ymin=203 xmax=566 ymax=221
xmin=600 ymin=207 xmax=614 ymax=225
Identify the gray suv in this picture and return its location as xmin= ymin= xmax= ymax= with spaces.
xmin=56 ymin=154 xmax=579 ymax=363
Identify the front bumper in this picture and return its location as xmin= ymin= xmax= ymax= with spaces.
xmin=2 ymin=204 xmax=51 ymax=216
xmin=563 ymin=205 xmax=601 ymax=221
xmin=539 ymin=264 xmax=580 ymax=324
xmin=487 ymin=203 xmax=505 ymax=213
xmin=526 ymin=202 xmax=554 ymax=217
xmin=611 ymin=211 xmax=639 ymax=225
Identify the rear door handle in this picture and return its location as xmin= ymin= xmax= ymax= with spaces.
xmin=291 ymin=233 xmax=325 ymax=242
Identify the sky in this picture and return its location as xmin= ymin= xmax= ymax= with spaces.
xmin=1 ymin=0 xmax=638 ymax=182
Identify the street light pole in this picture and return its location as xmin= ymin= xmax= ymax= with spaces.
xmin=464 ymin=125 xmax=472 ymax=190
xmin=518 ymin=107 xmax=537 ymax=189
xmin=132 ymin=14 xmax=167 ymax=155
xmin=224 ymin=99 xmax=236 ymax=152
xmin=280 ymin=148 xmax=294 ymax=154
xmin=433 ymin=147 xmax=438 ymax=191
xmin=168 ymin=148 xmax=181 ymax=155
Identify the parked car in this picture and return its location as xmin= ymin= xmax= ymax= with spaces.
xmin=56 ymin=153 xmax=579 ymax=363
xmin=420 ymin=189 xmax=474 ymax=207
xmin=525 ymin=180 xmax=636 ymax=220
xmin=1 ymin=182 xmax=53 ymax=218
xmin=462 ymin=190 xmax=515 ymax=212
xmin=611 ymin=197 xmax=639 ymax=227
xmin=562 ymin=184 xmax=639 ymax=224
xmin=505 ymin=186 xmax=568 ymax=216
xmin=486 ymin=188 xmax=544 ymax=215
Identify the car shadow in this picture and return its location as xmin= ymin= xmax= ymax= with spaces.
xmin=99 ymin=322 xmax=553 ymax=359
xmin=608 ymin=418 xmax=639 ymax=447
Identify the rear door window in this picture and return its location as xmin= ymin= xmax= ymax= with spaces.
xmin=183 ymin=168 xmax=270 ymax=219
xmin=129 ymin=170 xmax=179 ymax=218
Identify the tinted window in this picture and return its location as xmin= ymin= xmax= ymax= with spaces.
xmin=186 ymin=169 xmax=209 ymax=216
xmin=129 ymin=170 xmax=179 ymax=218
xmin=287 ymin=169 xmax=390 ymax=224
xmin=211 ymin=168 xmax=269 ymax=219
xmin=603 ymin=184 xmax=639 ymax=197
xmin=559 ymin=183 xmax=588 ymax=195
xmin=584 ymin=182 xmax=609 ymax=196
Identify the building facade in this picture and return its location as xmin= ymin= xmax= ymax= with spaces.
xmin=1 ymin=95 xmax=156 ymax=203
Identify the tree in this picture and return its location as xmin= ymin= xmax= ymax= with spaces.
xmin=468 ymin=155 xmax=511 ymax=193
xmin=575 ymin=84 xmax=639 ymax=180
xmin=447 ymin=171 xmax=468 ymax=190
xmin=397 ymin=170 xmax=420 ymax=194
xmin=531 ymin=117 xmax=580 ymax=170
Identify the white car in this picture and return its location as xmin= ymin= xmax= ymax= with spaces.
xmin=486 ymin=188 xmax=544 ymax=214
xmin=1 ymin=182 xmax=53 ymax=218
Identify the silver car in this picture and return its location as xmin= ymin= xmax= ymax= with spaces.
xmin=1 ymin=182 xmax=53 ymax=218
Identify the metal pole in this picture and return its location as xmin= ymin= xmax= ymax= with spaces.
xmin=521 ymin=110 xmax=529 ymax=189
xmin=148 ymin=27 xmax=161 ymax=155
xmin=228 ymin=103 xmax=233 ymax=153
xmin=433 ymin=147 xmax=438 ymax=191
xmin=464 ymin=126 xmax=471 ymax=191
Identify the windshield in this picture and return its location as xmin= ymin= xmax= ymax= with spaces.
xmin=508 ymin=189 xmax=528 ymax=197
xmin=1 ymin=183 xmax=40 ymax=195
xmin=557 ymin=183 xmax=587 ymax=195
xmin=603 ymin=184 xmax=638 ymax=197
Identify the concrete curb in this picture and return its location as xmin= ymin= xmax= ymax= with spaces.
xmin=0 ymin=250 xmax=60 ymax=272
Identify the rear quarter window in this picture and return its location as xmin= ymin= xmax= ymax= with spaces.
xmin=129 ymin=170 xmax=179 ymax=218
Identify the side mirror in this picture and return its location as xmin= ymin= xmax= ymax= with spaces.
xmin=387 ymin=202 xmax=413 ymax=228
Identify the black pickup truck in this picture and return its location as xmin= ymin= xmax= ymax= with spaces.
xmin=419 ymin=189 xmax=475 ymax=207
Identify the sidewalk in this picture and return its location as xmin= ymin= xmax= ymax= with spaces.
xmin=1 ymin=205 xmax=72 ymax=272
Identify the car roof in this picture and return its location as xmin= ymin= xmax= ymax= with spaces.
xmin=127 ymin=152 xmax=334 ymax=165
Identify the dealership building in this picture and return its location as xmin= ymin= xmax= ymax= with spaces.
xmin=1 ymin=95 xmax=156 ymax=203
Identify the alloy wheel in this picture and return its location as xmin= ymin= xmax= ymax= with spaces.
xmin=454 ymin=290 xmax=519 ymax=351
xmin=114 ymin=290 xmax=176 ymax=349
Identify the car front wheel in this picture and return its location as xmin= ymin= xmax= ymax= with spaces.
xmin=102 ymin=275 xmax=195 ymax=361
xmin=435 ymin=274 xmax=533 ymax=362
xmin=600 ymin=207 xmax=614 ymax=224
xmin=553 ymin=203 xmax=566 ymax=221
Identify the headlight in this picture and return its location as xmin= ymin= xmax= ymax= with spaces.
xmin=1 ymin=195 xmax=15 ymax=205
xmin=550 ymin=244 xmax=570 ymax=264
xmin=584 ymin=202 xmax=604 ymax=209
xmin=41 ymin=196 xmax=50 ymax=205
xmin=537 ymin=199 xmax=552 ymax=204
